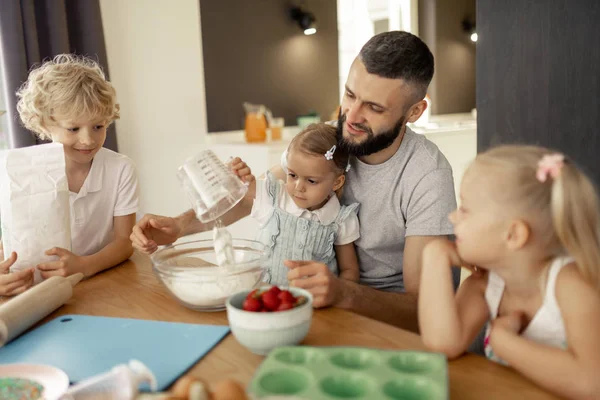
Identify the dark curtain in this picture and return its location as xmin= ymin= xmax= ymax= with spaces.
xmin=0 ymin=0 xmax=118 ymax=151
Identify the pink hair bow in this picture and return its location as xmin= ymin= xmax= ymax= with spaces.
xmin=536 ymin=153 xmax=565 ymax=182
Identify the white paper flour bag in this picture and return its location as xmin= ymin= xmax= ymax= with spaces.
xmin=0 ymin=143 xmax=71 ymax=283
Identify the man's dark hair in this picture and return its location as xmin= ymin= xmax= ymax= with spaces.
xmin=358 ymin=31 xmax=434 ymax=103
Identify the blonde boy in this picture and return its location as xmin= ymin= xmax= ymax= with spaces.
xmin=0 ymin=54 xmax=138 ymax=295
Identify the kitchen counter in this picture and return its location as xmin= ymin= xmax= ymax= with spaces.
xmin=205 ymin=113 xmax=476 ymax=241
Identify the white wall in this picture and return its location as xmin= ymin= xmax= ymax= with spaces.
xmin=99 ymin=0 xmax=208 ymax=218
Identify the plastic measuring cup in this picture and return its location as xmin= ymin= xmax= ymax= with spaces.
xmin=177 ymin=150 xmax=248 ymax=223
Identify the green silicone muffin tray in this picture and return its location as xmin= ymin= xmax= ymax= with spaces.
xmin=249 ymin=346 xmax=448 ymax=399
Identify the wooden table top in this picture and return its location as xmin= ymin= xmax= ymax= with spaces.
xmin=4 ymin=253 xmax=557 ymax=399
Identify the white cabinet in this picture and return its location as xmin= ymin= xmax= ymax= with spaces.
xmin=423 ymin=129 xmax=477 ymax=201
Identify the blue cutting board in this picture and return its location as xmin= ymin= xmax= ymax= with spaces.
xmin=0 ymin=315 xmax=230 ymax=390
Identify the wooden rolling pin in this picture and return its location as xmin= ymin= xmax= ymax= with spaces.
xmin=0 ymin=273 xmax=83 ymax=347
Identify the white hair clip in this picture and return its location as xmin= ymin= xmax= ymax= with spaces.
xmin=324 ymin=145 xmax=336 ymax=161
xmin=345 ymin=163 xmax=351 ymax=172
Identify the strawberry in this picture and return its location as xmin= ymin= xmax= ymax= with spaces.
xmin=246 ymin=289 xmax=260 ymax=300
xmin=267 ymin=285 xmax=282 ymax=296
xmin=278 ymin=290 xmax=295 ymax=304
xmin=261 ymin=290 xmax=281 ymax=311
xmin=243 ymin=297 xmax=262 ymax=312
xmin=277 ymin=302 xmax=294 ymax=311
xmin=294 ymin=295 xmax=308 ymax=307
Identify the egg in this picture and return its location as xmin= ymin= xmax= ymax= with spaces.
xmin=189 ymin=381 xmax=211 ymax=400
xmin=171 ymin=375 xmax=195 ymax=397
xmin=211 ymin=379 xmax=248 ymax=400
xmin=171 ymin=375 xmax=210 ymax=399
xmin=136 ymin=394 xmax=184 ymax=400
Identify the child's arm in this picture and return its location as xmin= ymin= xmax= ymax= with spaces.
xmin=38 ymin=214 xmax=136 ymax=278
xmin=489 ymin=265 xmax=600 ymax=399
xmin=131 ymin=157 xmax=257 ymax=255
xmin=335 ymin=243 xmax=360 ymax=282
xmin=0 ymin=250 xmax=34 ymax=296
xmin=80 ymin=213 xmax=136 ymax=277
xmin=418 ymin=239 xmax=489 ymax=359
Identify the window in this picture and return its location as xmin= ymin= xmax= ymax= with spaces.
xmin=0 ymin=63 xmax=8 ymax=150
xmin=337 ymin=0 xmax=418 ymax=101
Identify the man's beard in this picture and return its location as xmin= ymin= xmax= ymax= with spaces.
xmin=336 ymin=111 xmax=405 ymax=157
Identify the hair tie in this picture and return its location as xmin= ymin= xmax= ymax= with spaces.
xmin=536 ymin=153 xmax=565 ymax=182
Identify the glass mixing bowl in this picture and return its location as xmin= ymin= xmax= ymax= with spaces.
xmin=151 ymin=239 xmax=267 ymax=312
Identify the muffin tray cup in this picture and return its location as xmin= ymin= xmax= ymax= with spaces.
xmin=248 ymin=346 xmax=448 ymax=400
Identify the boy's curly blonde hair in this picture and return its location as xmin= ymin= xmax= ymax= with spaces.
xmin=16 ymin=54 xmax=120 ymax=140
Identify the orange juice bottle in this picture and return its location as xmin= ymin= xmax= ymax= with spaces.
xmin=244 ymin=113 xmax=267 ymax=142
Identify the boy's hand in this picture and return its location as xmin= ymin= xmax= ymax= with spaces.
xmin=131 ymin=214 xmax=182 ymax=255
xmin=0 ymin=251 xmax=34 ymax=296
xmin=38 ymin=247 xmax=85 ymax=278
xmin=230 ymin=157 xmax=255 ymax=184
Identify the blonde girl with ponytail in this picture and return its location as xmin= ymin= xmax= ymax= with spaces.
xmin=419 ymin=145 xmax=600 ymax=399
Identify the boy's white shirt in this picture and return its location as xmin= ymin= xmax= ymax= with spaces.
xmin=250 ymin=177 xmax=360 ymax=245
xmin=69 ymin=147 xmax=139 ymax=256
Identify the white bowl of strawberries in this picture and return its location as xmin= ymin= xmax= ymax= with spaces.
xmin=225 ymin=285 xmax=313 ymax=355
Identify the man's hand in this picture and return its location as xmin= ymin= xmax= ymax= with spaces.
xmin=230 ymin=157 xmax=255 ymax=184
xmin=0 ymin=251 xmax=34 ymax=296
xmin=130 ymin=214 xmax=182 ymax=255
xmin=285 ymin=260 xmax=344 ymax=308
xmin=38 ymin=247 xmax=85 ymax=278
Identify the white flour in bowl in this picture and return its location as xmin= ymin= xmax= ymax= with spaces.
xmin=163 ymin=267 xmax=262 ymax=307
xmin=156 ymin=224 xmax=263 ymax=309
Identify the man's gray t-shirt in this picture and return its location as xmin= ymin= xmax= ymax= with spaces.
xmin=341 ymin=128 xmax=456 ymax=292
xmin=281 ymin=127 xmax=456 ymax=292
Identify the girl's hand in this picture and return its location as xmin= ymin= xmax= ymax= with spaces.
xmin=423 ymin=239 xmax=484 ymax=278
xmin=230 ymin=157 xmax=255 ymax=184
xmin=487 ymin=311 xmax=527 ymax=363
xmin=0 ymin=252 xmax=34 ymax=296
xmin=423 ymin=239 xmax=463 ymax=266
xmin=285 ymin=260 xmax=343 ymax=308
xmin=462 ymin=264 xmax=484 ymax=278
xmin=37 ymin=247 xmax=86 ymax=279
xmin=492 ymin=311 xmax=526 ymax=335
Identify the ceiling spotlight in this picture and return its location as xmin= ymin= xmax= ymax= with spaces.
xmin=289 ymin=6 xmax=317 ymax=35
